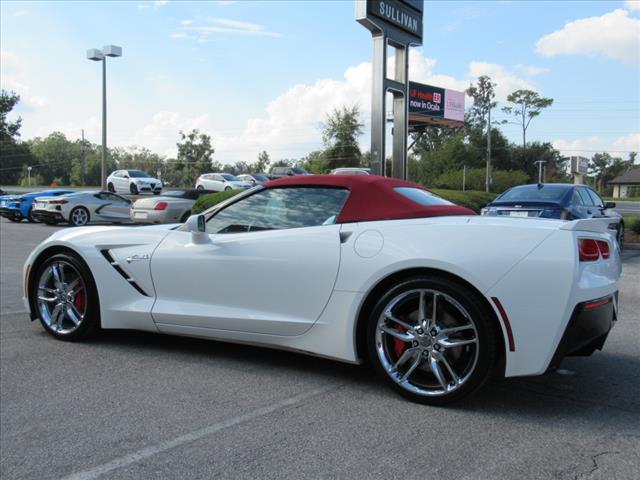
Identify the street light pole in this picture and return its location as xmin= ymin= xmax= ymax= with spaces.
xmin=87 ymin=45 xmax=122 ymax=190
xmin=534 ymin=160 xmax=546 ymax=183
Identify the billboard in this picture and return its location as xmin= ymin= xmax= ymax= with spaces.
xmin=570 ymin=156 xmax=589 ymax=174
xmin=408 ymin=81 xmax=465 ymax=128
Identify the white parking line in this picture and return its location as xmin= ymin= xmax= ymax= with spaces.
xmin=0 ymin=309 xmax=26 ymax=316
xmin=61 ymin=383 xmax=342 ymax=480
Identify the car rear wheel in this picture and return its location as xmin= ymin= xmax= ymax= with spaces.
xmin=367 ymin=276 xmax=499 ymax=405
xmin=69 ymin=207 xmax=90 ymax=226
xmin=27 ymin=207 xmax=37 ymax=223
xmin=196 ymin=185 xmax=204 ymax=191
xmin=130 ymin=183 xmax=139 ymax=195
xmin=107 ymin=182 xmax=115 ymax=193
xmin=224 ymin=186 xmax=231 ymax=191
xmin=32 ymin=253 xmax=100 ymax=341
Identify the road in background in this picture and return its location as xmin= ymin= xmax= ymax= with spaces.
xmin=1 ymin=221 xmax=639 ymax=480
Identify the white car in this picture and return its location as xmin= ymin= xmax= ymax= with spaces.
xmin=22 ymin=175 xmax=621 ymax=404
xmin=331 ymin=167 xmax=371 ymax=175
xmin=31 ymin=191 xmax=132 ymax=226
xmin=131 ymin=189 xmax=215 ymax=224
xmin=106 ymin=170 xmax=162 ymax=195
xmin=195 ymin=173 xmax=252 ymax=192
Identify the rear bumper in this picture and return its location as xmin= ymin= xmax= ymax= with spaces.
xmin=130 ymin=209 xmax=169 ymax=224
xmin=32 ymin=210 xmax=65 ymax=223
xmin=547 ymin=293 xmax=618 ymax=371
xmin=0 ymin=207 xmax=22 ymax=219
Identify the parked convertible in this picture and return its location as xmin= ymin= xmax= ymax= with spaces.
xmin=22 ymin=175 xmax=621 ymax=404
xmin=32 ymin=191 xmax=132 ymax=226
xmin=482 ymin=183 xmax=624 ymax=247
xmin=131 ymin=189 xmax=215 ymax=224
xmin=0 ymin=189 xmax=74 ymax=222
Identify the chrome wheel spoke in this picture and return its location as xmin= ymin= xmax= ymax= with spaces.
xmin=384 ymin=310 xmax=414 ymax=331
xmin=399 ymin=351 xmax=422 ymax=382
xmin=38 ymin=295 xmax=57 ymax=303
xmin=426 ymin=292 xmax=438 ymax=330
xmin=435 ymin=351 xmax=459 ymax=385
xmin=65 ymin=305 xmax=83 ymax=326
xmin=429 ymin=354 xmax=448 ymax=390
xmin=418 ymin=291 xmax=426 ymax=321
xmin=391 ymin=347 xmax=419 ymax=373
xmin=438 ymin=324 xmax=474 ymax=335
xmin=51 ymin=264 xmax=62 ymax=284
xmin=438 ymin=337 xmax=477 ymax=349
xmin=66 ymin=277 xmax=81 ymax=292
xmin=380 ymin=324 xmax=414 ymax=342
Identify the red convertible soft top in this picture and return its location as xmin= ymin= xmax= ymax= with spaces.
xmin=265 ymin=175 xmax=475 ymax=223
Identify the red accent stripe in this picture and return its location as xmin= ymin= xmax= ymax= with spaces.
xmin=491 ymin=297 xmax=515 ymax=352
xmin=583 ymin=298 xmax=611 ymax=311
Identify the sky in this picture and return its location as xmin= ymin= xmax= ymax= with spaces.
xmin=1 ymin=0 xmax=639 ymax=166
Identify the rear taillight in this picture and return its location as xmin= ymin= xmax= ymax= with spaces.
xmin=578 ymin=238 xmax=610 ymax=262
xmin=596 ymin=240 xmax=610 ymax=259
xmin=154 ymin=201 xmax=168 ymax=211
xmin=48 ymin=200 xmax=68 ymax=205
xmin=578 ymin=239 xmax=599 ymax=262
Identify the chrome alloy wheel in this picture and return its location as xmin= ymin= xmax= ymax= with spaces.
xmin=36 ymin=261 xmax=87 ymax=335
xmin=375 ymin=289 xmax=479 ymax=397
xmin=71 ymin=208 xmax=89 ymax=226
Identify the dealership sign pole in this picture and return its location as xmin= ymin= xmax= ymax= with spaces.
xmin=356 ymin=0 xmax=424 ymax=179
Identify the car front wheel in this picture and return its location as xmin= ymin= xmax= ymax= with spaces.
xmin=367 ymin=276 xmax=499 ymax=405
xmin=31 ymin=253 xmax=100 ymax=341
xmin=130 ymin=183 xmax=139 ymax=195
xmin=617 ymin=224 xmax=624 ymax=251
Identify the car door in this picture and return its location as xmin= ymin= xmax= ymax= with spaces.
xmin=94 ymin=193 xmax=132 ymax=221
xmin=150 ymin=186 xmax=349 ymax=336
xmin=585 ymin=188 xmax=607 ymax=218
xmin=576 ymin=187 xmax=596 ymax=218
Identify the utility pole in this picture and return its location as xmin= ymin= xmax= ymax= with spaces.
xmin=81 ymin=129 xmax=86 ymax=186
xmin=485 ymin=106 xmax=491 ymax=192
xmin=463 ymin=164 xmax=467 ymax=192
xmin=534 ymin=160 xmax=546 ymax=183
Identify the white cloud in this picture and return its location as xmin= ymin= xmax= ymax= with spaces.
xmin=612 ymin=132 xmax=640 ymax=153
xmin=467 ymin=61 xmax=535 ymax=101
xmin=137 ymin=4 xmax=150 ymax=10
xmin=624 ymin=1 xmax=640 ymax=11
xmin=514 ymin=64 xmax=550 ymax=75
xmin=0 ymin=50 xmax=49 ymax=109
xmin=553 ymin=133 xmax=639 ymax=158
xmin=174 ymin=17 xmax=284 ymax=41
xmin=132 ymin=111 xmax=211 ymax=157
xmin=154 ymin=0 xmax=168 ymax=6
xmin=170 ymin=32 xmax=190 ymax=40
xmin=536 ymin=9 xmax=640 ymax=66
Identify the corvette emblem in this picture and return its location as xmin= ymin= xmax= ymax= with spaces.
xmin=126 ymin=254 xmax=150 ymax=263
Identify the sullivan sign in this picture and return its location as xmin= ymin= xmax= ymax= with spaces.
xmin=358 ymin=0 xmax=424 ymax=44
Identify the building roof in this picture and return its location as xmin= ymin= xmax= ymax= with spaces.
xmin=609 ymin=168 xmax=640 ymax=185
xmin=265 ymin=174 xmax=474 ymax=223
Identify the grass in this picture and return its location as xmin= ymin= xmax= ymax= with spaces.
xmin=601 ymin=196 xmax=640 ymax=202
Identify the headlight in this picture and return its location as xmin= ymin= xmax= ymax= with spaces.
xmin=480 ymin=208 xmax=489 ymax=215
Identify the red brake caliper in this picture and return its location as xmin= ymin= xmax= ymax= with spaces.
xmin=74 ymin=288 xmax=85 ymax=313
xmin=393 ymin=326 xmax=407 ymax=357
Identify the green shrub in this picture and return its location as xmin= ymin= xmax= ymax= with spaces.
xmin=19 ymin=174 xmax=44 ymax=187
xmin=431 ymin=189 xmax=497 ymax=213
xmin=434 ymin=168 xmax=529 ymax=194
xmin=192 ymin=189 xmax=242 ymax=214
xmin=631 ymin=218 xmax=640 ymax=235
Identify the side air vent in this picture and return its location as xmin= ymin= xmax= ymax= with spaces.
xmin=101 ymin=250 xmax=150 ymax=297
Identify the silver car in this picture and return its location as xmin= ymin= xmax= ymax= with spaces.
xmin=32 ymin=191 xmax=132 ymax=226
xmin=131 ymin=189 xmax=214 ymax=224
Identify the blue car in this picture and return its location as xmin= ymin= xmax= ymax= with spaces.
xmin=0 ymin=189 xmax=75 ymax=222
xmin=481 ymin=183 xmax=624 ymax=247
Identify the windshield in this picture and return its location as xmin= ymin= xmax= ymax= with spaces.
xmin=496 ymin=184 xmax=569 ymax=202
xmin=128 ymin=170 xmax=151 ymax=178
xmin=221 ymin=174 xmax=240 ymax=181
xmin=394 ymin=187 xmax=453 ymax=206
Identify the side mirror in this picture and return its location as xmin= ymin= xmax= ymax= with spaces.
xmin=185 ymin=214 xmax=209 ymax=245
xmin=605 ymin=202 xmax=616 ymax=209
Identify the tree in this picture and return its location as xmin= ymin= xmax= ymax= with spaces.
xmin=321 ymin=106 xmax=363 ymax=171
xmin=465 ymin=76 xmax=496 ymax=130
xmin=175 ymin=129 xmax=220 ymax=186
xmin=252 ymin=150 xmax=271 ymax=173
xmin=0 ymin=90 xmax=34 ymax=185
xmin=501 ymin=89 xmax=553 ymax=160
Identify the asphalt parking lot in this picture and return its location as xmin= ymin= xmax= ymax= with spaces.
xmin=1 ymin=221 xmax=639 ymax=480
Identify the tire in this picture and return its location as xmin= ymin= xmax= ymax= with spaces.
xmin=107 ymin=183 xmax=115 ymax=193
xmin=30 ymin=252 xmax=100 ymax=341
xmin=180 ymin=211 xmax=191 ymax=223
xmin=130 ymin=183 xmax=138 ymax=195
xmin=8 ymin=217 xmax=21 ymax=222
xmin=366 ymin=275 xmax=499 ymax=405
xmin=27 ymin=207 xmax=38 ymax=223
xmin=196 ymin=185 xmax=204 ymax=191
xmin=617 ymin=223 xmax=624 ymax=251
xmin=224 ymin=186 xmax=231 ymax=191
xmin=69 ymin=206 xmax=90 ymax=226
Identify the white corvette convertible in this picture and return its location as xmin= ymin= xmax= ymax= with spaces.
xmin=23 ymin=176 xmax=621 ymax=404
